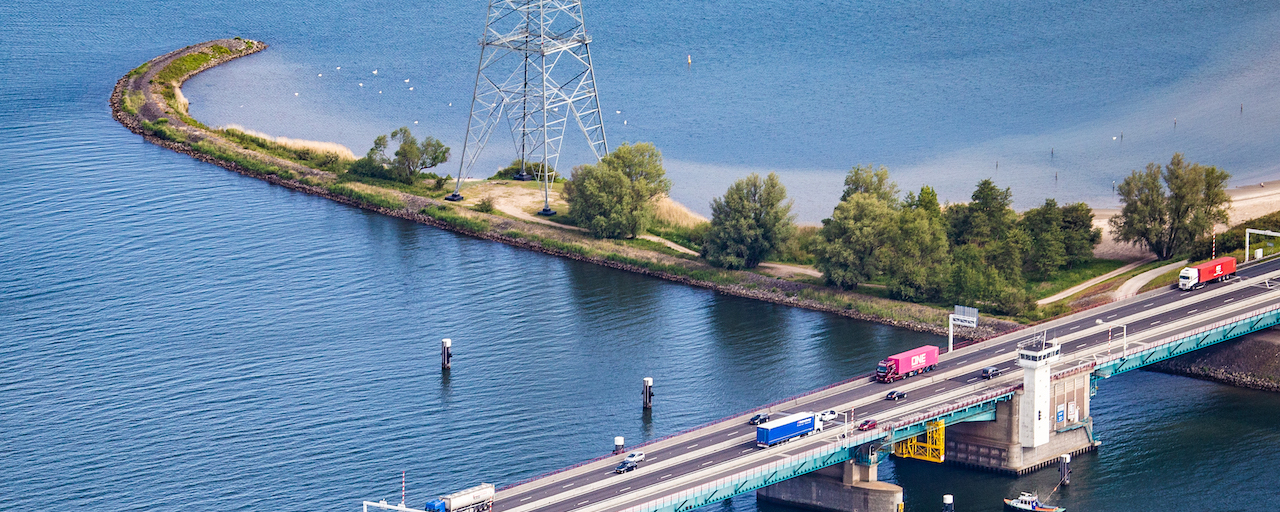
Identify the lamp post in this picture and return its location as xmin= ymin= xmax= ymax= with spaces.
xmin=1095 ymin=318 xmax=1128 ymax=355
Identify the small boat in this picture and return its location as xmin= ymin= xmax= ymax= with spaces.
xmin=1004 ymin=491 xmax=1065 ymax=512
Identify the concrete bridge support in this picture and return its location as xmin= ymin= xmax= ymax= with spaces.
xmin=756 ymin=455 xmax=903 ymax=512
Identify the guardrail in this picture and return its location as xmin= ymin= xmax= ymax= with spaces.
xmin=888 ymin=384 xmax=1019 ymax=434
xmin=1093 ymin=301 xmax=1280 ymax=367
xmin=615 ymin=430 xmax=884 ymax=512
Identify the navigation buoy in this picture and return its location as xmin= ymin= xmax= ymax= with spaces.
xmin=614 ymin=436 xmax=625 ymax=454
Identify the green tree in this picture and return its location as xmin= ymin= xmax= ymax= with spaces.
xmin=1109 ymin=153 xmax=1231 ymax=259
xmin=349 ymin=128 xmax=450 ymax=184
xmin=563 ymin=142 xmax=672 ymax=238
xmin=1019 ymin=199 xmax=1067 ymax=279
xmin=883 ymin=204 xmax=952 ymax=301
xmin=702 ymin=172 xmax=795 ymax=269
xmin=813 ymin=193 xmax=896 ymax=289
xmin=840 ymin=164 xmax=900 ymax=204
xmin=947 ymin=179 xmax=1016 ymax=246
xmin=1060 ymin=202 xmax=1102 ymax=266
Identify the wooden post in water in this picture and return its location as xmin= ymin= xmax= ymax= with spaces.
xmin=441 ymin=338 xmax=452 ymax=370
xmin=1059 ymin=453 xmax=1071 ymax=485
xmin=642 ymin=377 xmax=654 ymax=409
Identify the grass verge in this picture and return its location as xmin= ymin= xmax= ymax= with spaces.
xmin=420 ymin=204 xmax=489 ymax=232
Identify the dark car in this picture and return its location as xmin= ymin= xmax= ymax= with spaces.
xmin=885 ymin=390 xmax=906 ymax=401
xmin=748 ymin=413 xmax=771 ymax=425
xmin=982 ymin=366 xmax=1001 ymax=379
xmin=857 ymin=419 xmax=878 ymax=431
xmin=614 ymin=460 xmax=638 ymax=474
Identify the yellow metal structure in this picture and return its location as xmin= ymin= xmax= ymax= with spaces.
xmin=894 ymin=420 xmax=945 ymax=463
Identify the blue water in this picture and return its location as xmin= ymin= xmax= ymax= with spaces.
xmin=3 ymin=1 xmax=1280 ymax=511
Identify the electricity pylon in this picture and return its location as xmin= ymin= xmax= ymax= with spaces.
xmin=445 ymin=0 xmax=610 ymax=216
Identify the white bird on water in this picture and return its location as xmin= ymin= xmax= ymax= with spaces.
xmin=336 ymin=66 xmax=341 ymax=70
xmin=409 ymin=87 xmax=414 ymax=91
xmin=318 ymin=73 xmax=322 ymax=77
xmin=404 ymin=79 xmax=410 ymax=83
xmin=373 ymin=69 xmax=378 ymax=75
xmin=294 ymin=92 xmax=298 ymax=96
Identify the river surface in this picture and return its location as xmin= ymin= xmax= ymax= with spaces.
xmin=3 ymin=0 xmax=1280 ymax=511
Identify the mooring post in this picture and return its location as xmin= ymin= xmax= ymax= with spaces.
xmin=642 ymin=377 xmax=654 ymax=409
xmin=1059 ymin=453 xmax=1071 ymax=485
xmin=441 ymin=338 xmax=452 ymax=370
xmin=614 ymin=436 xmax=625 ymax=455
xmin=941 ymin=494 xmax=954 ymax=512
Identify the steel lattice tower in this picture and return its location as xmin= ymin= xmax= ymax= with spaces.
xmin=445 ymin=0 xmax=610 ymax=215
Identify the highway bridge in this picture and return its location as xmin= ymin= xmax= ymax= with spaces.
xmin=400 ymin=257 xmax=1280 ymax=512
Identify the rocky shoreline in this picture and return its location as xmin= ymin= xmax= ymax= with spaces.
xmin=110 ymin=39 xmax=1021 ymax=343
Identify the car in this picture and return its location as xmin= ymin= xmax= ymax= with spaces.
xmin=982 ymin=366 xmax=1001 ymax=379
xmin=885 ymin=390 xmax=906 ymax=401
xmin=748 ymin=413 xmax=771 ymax=425
xmin=614 ymin=460 xmax=638 ymax=474
xmin=818 ymin=410 xmax=838 ymax=422
xmin=623 ymin=452 xmax=645 ymax=464
xmin=857 ymin=419 xmax=878 ymax=431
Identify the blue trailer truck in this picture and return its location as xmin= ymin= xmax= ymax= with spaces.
xmin=756 ymin=412 xmax=820 ymax=448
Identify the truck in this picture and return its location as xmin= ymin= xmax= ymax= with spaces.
xmin=1178 ymin=256 xmax=1237 ymax=290
xmin=424 ymin=483 xmax=495 ymax=512
xmin=756 ymin=411 xmax=821 ymax=448
xmin=875 ymin=345 xmax=939 ymax=383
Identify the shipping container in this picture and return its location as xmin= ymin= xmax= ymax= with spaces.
xmin=1179 ymin=257 xmax=1237 ymax=290
xmin=756 ymin=412 xmax=818 ymax=447
xmin=875 ymin=345 xmax=939 ymax=383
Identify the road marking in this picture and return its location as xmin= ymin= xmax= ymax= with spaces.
xmin=1224 ymin=297 xmax=1235 ymax=303
xmin=1151 ymin=320 xmax=1161 ymax=326
xmin=1142 ymin=303 xmax=1153 ymax=308
xmin=562 ymin=482 xmax=575 ymax=488
xmin=520 ymin=497 xmax=531 ymax=502
xmin=685 ymin=444 xmax=698 ymax=449
xmin=702 ymin=460 xmax=715 ymax=466
xmin=728 ymin=431 xmax=739 ymax=436
xmin=995 ymin=348 xmax=1006 ymax=353
xmin=936 ymin=387 xmax=947 ymax=393
xmin=660 ymin=474 xmax=672 ymax=479
xmin=1106 ymin=314 xmax=1117 ymax=319
xmin=1077 ymin=343 xmax=1086 ymax=348
xmin=578 ymin=500 xmax=590 ymax=506
xmin=618 ymin=487 xmax=631 ymax=493
xmin=741 ymin=448 xmax=753 ymax=453
xmin=1188 ymin=309 xmax=1198 ymax=314
xmin=957 ymin=360 xmax=968 ymax=365
xmin=967 ymin=377 xmax=978 ymax=382
xmin=1070 ymin=325 xmax=1080 ymax=330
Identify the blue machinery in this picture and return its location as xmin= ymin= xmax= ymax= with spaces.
xmin=613 ymin=301 xmax=1280 ymax=512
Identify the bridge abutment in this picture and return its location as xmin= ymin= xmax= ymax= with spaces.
xmin=757 ymin=458 xmax=903 ymax=512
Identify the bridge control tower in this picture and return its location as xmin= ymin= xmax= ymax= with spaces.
xmin=1017 ymin=335 xmax=1060 ymax=448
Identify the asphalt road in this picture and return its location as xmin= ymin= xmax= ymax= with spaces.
xmin=494 ymin=258 xmax=1280 ymax=512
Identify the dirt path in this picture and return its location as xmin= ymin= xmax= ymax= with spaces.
xmin=1114 ymin=259 xmax=1188 ymax=299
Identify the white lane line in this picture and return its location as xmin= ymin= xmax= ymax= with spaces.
xmin=967 ymin=377 xmax=978 ymax=382
xmin=520 ymin=497 xmax=531 ymax=502
xmin=936 ymin=387 xmax=948 ymax=393
xmin=1077 ymin=343 xmax=1087 ymax=348
xmin=1224 ymin=297 xmax=1235 ymax=303
xmin=741 ymin=448 xmax=753 ymax=453
xmin=1151 ymin=320 xmax=1161 ymax=326
xmin=728 ymin=431 xmax=739 ymax=436
xmin=1000 ymin=367 xmax=1012 ymax=371
xmin=1070 ymin=325 xmax=1080 ymax=330
xmin=1142 ymin=303 xmax=1153 ymax=308
xmin=1106 ymin=314 xmax=1117 ymax=319
xmin=685 ymin=444 xmax=698 ymax=449
xmin=995 ymin=348 xmax=1006 ymax=353
xmin=562 ymin=482 xmax=575 ymax=488
xmin=577 ymin=500 xmax=590 ymax=506
xmin=701 ymin=460 xmax=714 ymax=466
xmin=1188 ymin=309 xmax=1198 ymax=314
xmin=660 ymin=474 xmax=673 ymax=480
xmin=957 ymin=360 xmax=968 ymax=365
xmin=618 ymin=487 xmax=631 ymax=493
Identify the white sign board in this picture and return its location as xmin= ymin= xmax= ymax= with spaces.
xmin=951 ymin=314 xmax=978 ymax=328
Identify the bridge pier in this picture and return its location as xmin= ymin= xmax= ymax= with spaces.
xmin=757 ymin=457 xmax=903 ymax=512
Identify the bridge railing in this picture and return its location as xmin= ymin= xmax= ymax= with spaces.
xmin=1092 ymin=301 xmax=1280 ymax=367
xmin=615 ymin=430 xmax=884 ymax=512
xmin=888 ymin=384 xmax=1019 ymax=433
xmin=497 ymin=371 xmax=878 ymax=492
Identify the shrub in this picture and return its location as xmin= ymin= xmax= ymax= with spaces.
xmin=420 ymin=204 xmax=490 ymax=232
xmin=330 ymin=184 xmax=405 ymax=210
xmin=472 ymin=197 xmax=495 ymax=213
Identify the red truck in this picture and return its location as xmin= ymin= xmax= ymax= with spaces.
xmin=1178 ymin=256 xmax=1237 ymax=290
xmin=875 ymin=345 xmax=939 ymax=383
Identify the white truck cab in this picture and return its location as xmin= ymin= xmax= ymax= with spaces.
xmin=1178 ymin=267 xmax=1199 ymax=290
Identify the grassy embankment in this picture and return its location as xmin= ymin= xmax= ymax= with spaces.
xmin=1138 ymin=210 xmax=1280 ymax=293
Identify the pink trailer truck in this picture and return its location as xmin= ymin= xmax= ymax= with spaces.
xmin=875 ymin=345 xmax=939 ymax=383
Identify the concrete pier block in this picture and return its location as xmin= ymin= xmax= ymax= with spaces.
xmin=757 ymin=470 xmax=903 ymax=512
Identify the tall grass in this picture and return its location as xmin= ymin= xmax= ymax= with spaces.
xmin=420 ymin=204 xmax=490 ymax=232
xmin=219 ymin=127 xmax=352 ymax=173
xmin=221 ymin=125 xmax=357 ymax=160
xmin=653 ymin=195 xmax=707 ymax=227
xmin=139 ymin=118 xmax=184 ymax=143
xmin=190 ymin=140 xmax=297 ymax=180
xmin=330 ymin=183 xmax=406 ymax=210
